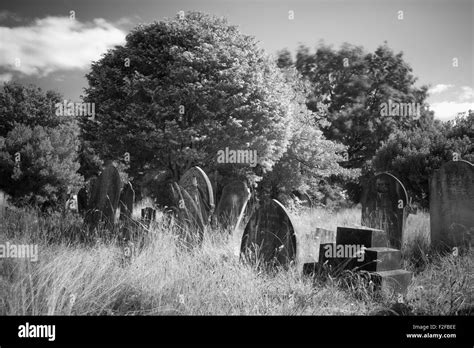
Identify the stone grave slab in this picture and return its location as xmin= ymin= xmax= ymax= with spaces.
xmin=336 ymin=226 xmax=389 ymax=249
xmin=361 ymin=172 xmax=408 ymax=249
xmin=358 ymin=247 xmax=402 ymax=272
xmin=214 ymin=180 xmax=251 ymax=231
xmin=119 ymin=181 xmax=135 ymax=220
xmin=370 ymin=269 xmax=413 ymax=295
xmin=430 ymin=160 xmax=473 ymax=251
xmin=240 ymin=199 xmax=297 ymax=269
xmin=179 ymin=166 xmax=214 ymax=224
xmin=86 ymin=164 xmax=121 ymax=230
xmin=170 ymin=182 xmax=206 ymax=245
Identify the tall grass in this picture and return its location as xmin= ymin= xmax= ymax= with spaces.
xmin=0 ymin=206 xmax=472 ymax=315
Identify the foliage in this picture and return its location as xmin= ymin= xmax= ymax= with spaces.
xmin=0 ymin=83 xmax=82 ymax=210
xmin=82 ymin=12 xmax=299 ymax=188
xmin=278 ymin=43 xmax=433 ymax=202
xmin=260 ymin=66 xmax=359 ymax=201
xmin=370 ymin=112 xmax=473 ymax=207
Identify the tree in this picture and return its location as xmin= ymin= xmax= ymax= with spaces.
xmin=370 ymin=113 xmax=473 ymax=208
xmin=261 ymin=66 xmax=359 ymax=201
xmin=278 ymin=42 xmax=433 ymax=201
xmin=81 ymin=11 xmax=297 ymax=188
xmin=0 ymin=82 xmax=82 ymax=209
xmin=0 ymin=123 xmax=82 ymax=209
xmin=0 ymin=82 xmax=63 ymax=137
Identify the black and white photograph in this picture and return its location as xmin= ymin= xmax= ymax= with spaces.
xmin=0 ymin=0 xmax=472 ymax=345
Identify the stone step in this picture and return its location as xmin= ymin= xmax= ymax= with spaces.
xmin=358 ymin=247 xmax=402 ymax=272
xmin=336 ymin=226 xmax=389 ymax=249
xmin=370 ymin=269 xmax=413 ymax=295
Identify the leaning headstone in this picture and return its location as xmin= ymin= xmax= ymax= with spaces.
xmin=361 ymin=172 xmax=408 ymax=249
xmin=430 ymin=160 xmax=474 ymax=251
xmin=86 ymin=164 xmax=122 ymax=230
xmin=240 ymin=199 xmax=297 ymax=269
xmin=214 ymin=180 xmax=251 ymax=231
xmin=119 ymin=181 xmax=135 ymax=220
xmin=179 ymin=166 xmax=215 ymax=224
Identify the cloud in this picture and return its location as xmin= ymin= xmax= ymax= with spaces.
xmin=0 ymin=10 xmax=23 ymax=23
xmin=428 ymin=84 xmax=454 ymax=95
xmin=0 ymin=16 xmax=126 ymax=77
xmin=429 ymin=101 xmax=474 ymax=121
xmin=459 ymin=86 xmax=474 ymax=102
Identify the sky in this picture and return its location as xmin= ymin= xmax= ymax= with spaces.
xmin=0 ymin=0 xmax=472 ymax=121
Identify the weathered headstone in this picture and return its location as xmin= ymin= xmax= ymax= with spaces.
xmin=141 ymin=207 xmax=156 ymax=226
xmin=214 ymin=180 xmax=251 ymax=231
xmin=240 ymin=199 xmax=297 ymax=268
xmin=361 ymin=172 xmax=408 ymax=249
xmin=430 ymin=160 xmax=474 ymax=251
xmin=179 ymin=166 xmax=215 ymax=224
xmin=86 ymin=164 xmax=122 ymax=230
xmin=119 ymin=181 xmax=135 ymax=220
xmin=77 ymin=186 xmax=89 ymax=216
xmin=171 ymin=182 xmax=206 ymax=245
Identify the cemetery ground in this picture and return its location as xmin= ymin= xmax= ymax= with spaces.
xmin=0 ymin=206 xmax=472 ymax=316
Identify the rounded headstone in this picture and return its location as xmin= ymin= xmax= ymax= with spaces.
xmin=86 ymin=164 xmax=122 ymax=230
xmin=179 ymin=166 xmax=215 ymax=224
xmin=361 ymin=172 xmax=408 ymax=249
xmin=430 ymin=160 xmax=473 ymax=251
xmin=215 ymin=180 xmax=251 ymax=231
xmin=240 ymin=199 xmax=297 ymax=268
xmin=168 ymin=182 xmax=206 ymax=245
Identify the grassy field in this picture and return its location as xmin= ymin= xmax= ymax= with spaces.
xmin=0 ymin=206 xmax=472 ymax=315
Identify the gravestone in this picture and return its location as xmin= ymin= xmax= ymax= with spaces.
xmin=276 ymin=193 xmax=292 ymax=208
xmin=77 ymin=186 xmax=89 ymax=216
xmin=361 ymin=172 xmax=408 ymax=249
xmin=0 ymin=190 xmax=7 ymax=216
xmin=119 ymin=181 xmax=135 ymax=220
xmin=430 ymin=160 xmax=474 ymax=251
xmin=86 ymin=164 xmax=122 ymax=230
xmin=171 ymin=182 xmax=206 ymax=245
xmin=179 ymin=167 xmax=214 ymax=224
xmin=141 ymin=207 xmax=156 ymax=225
xmin=214 ymin=180 xmax=251 ymax=231
xmin=240 ymin=199 xmax=297 ymax=268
